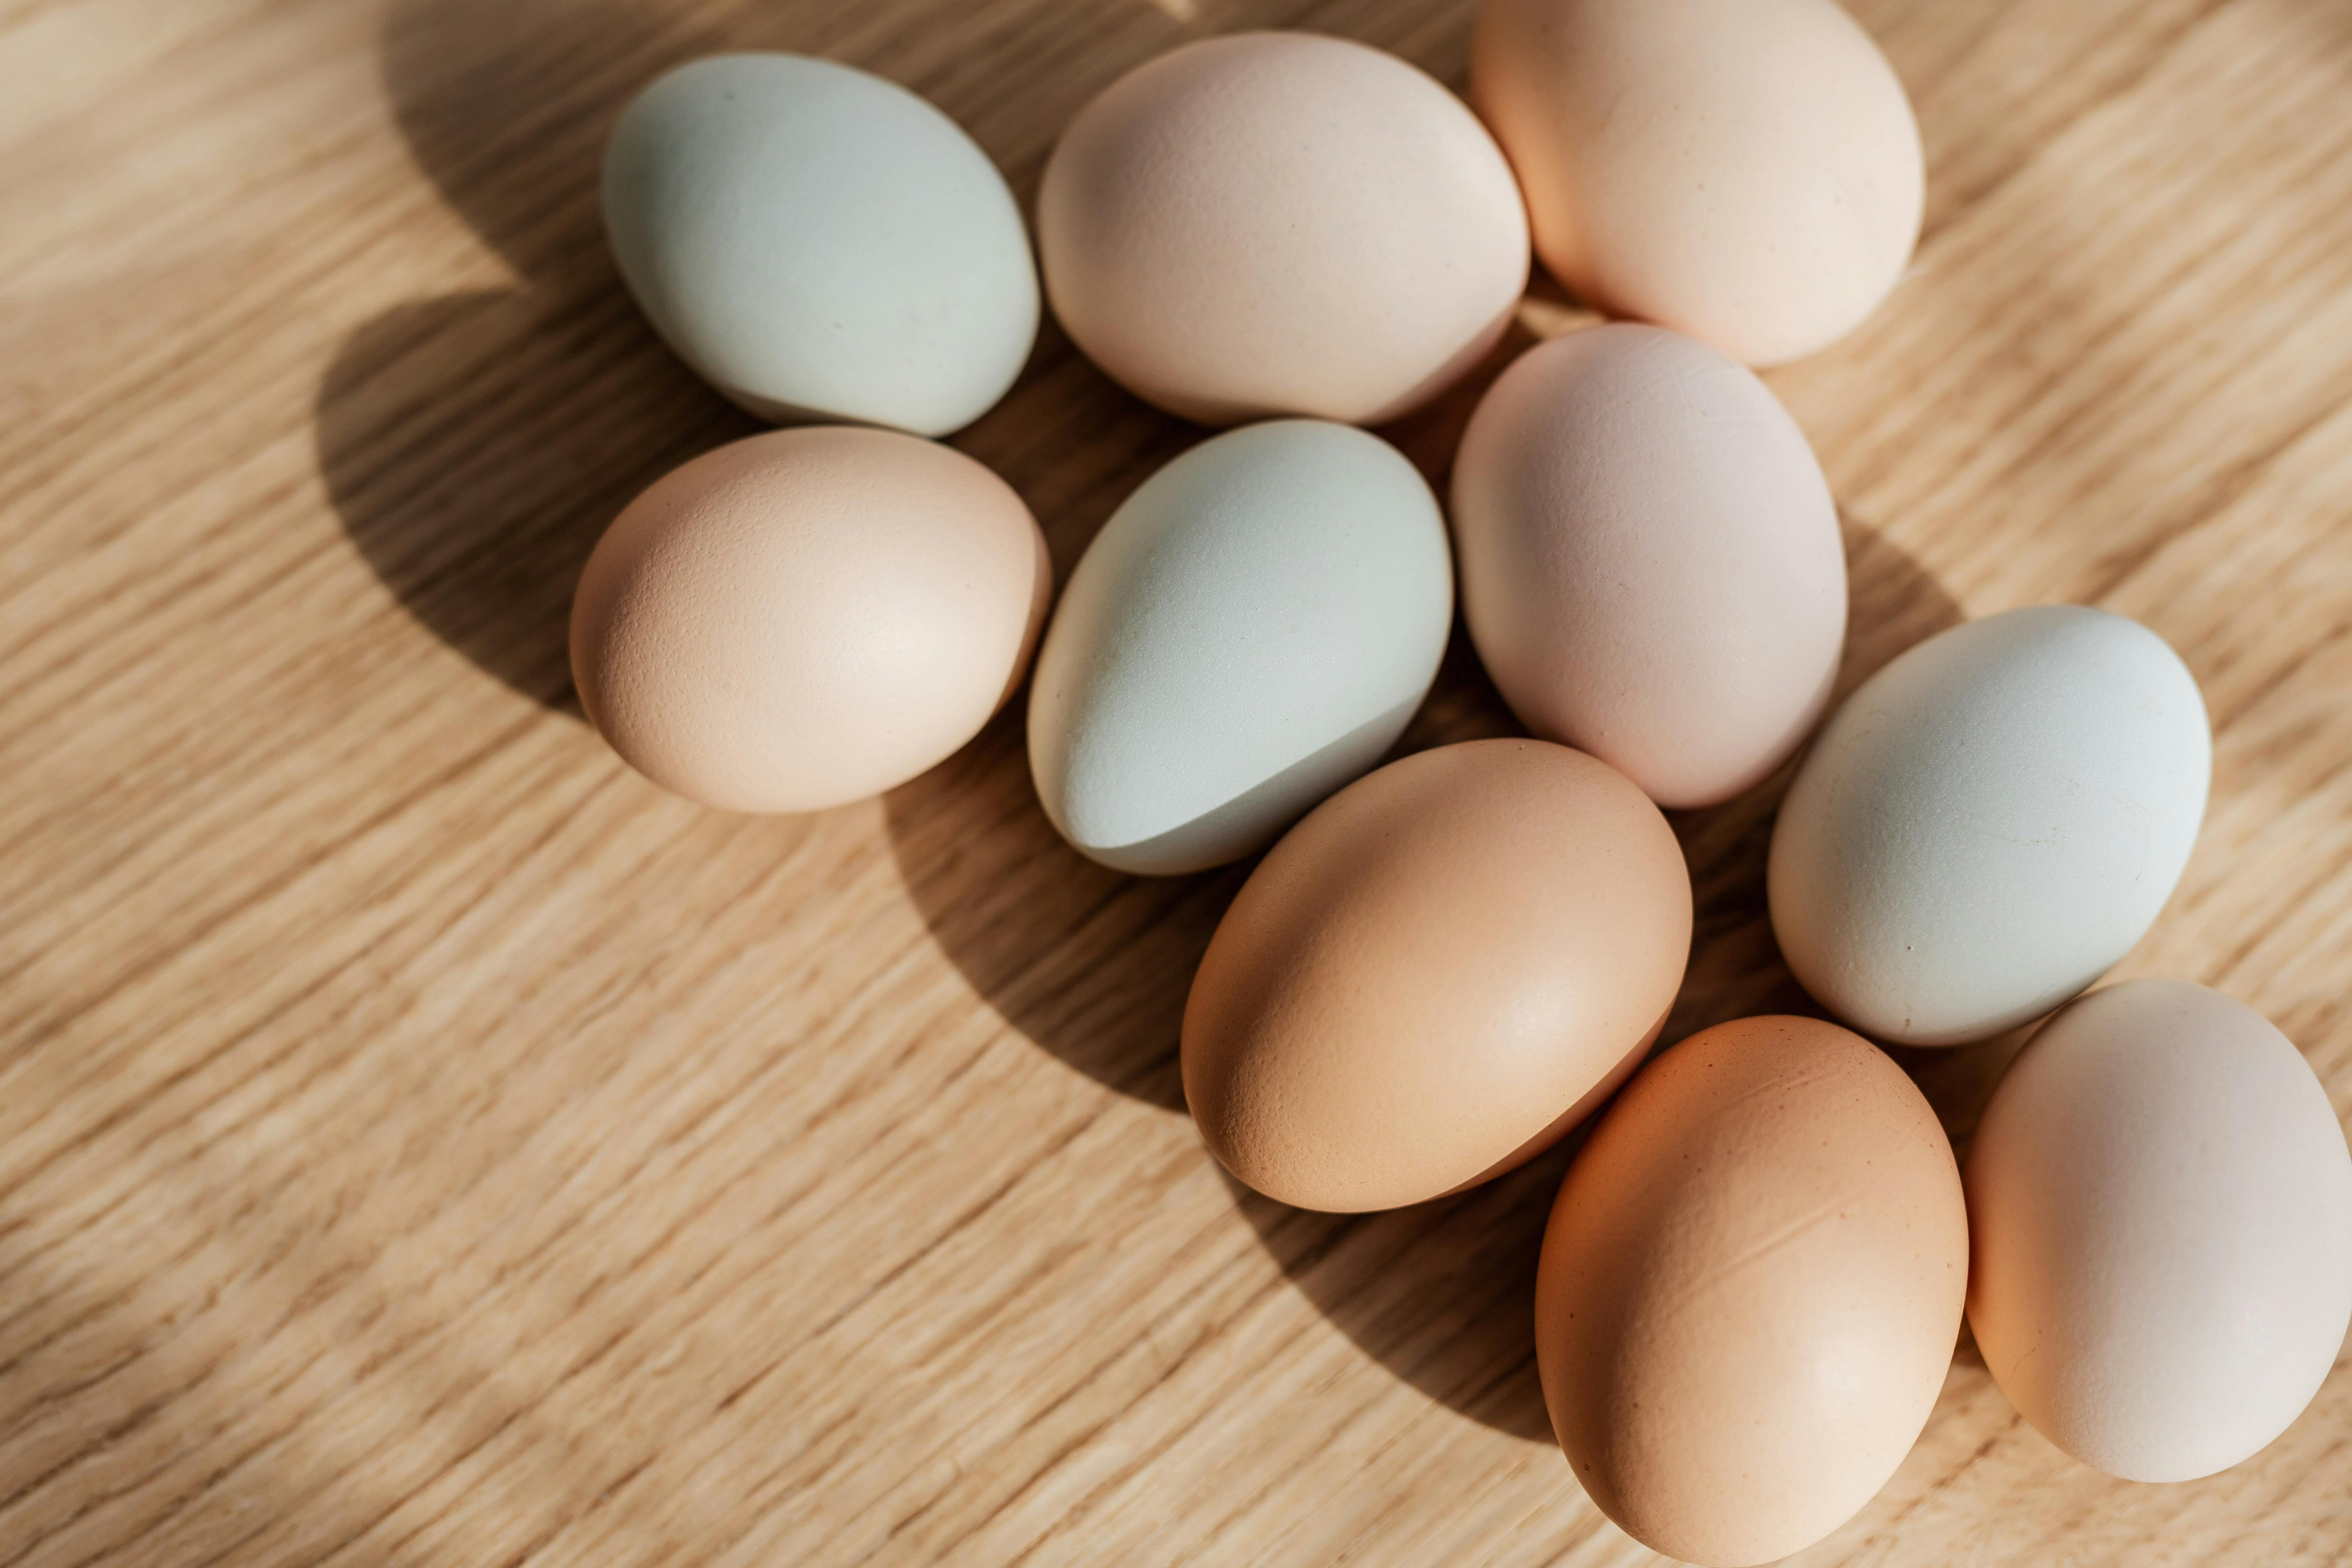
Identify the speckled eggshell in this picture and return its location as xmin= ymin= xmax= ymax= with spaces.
xmin=604 ymin=54 xmax=1039 ymax=437
xmin=1037 ymin=32 xmax=1531 ymax=426
xmin=1472 ymin=0 xmax=1923 ymax=365
xmin=570 ymin=426 xmax=1050 ymax=813
xmin=1966 ymin=979 xmax=2352 ymax=1482
xmin=1181 ymin=738 xmax=1691 ymax=1212
xmin=1769 ymin=606 xmax=2211 ymax=1046
xmin=1535 ymin=1015 xmax=1967 ymax=1568
xmin=1027 ymin=420 xmax=1452 ymax=875
xmin=1450 ymin=323 xmax=1847 ymax=807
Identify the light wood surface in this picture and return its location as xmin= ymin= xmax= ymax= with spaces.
xmin=5 ymin=1 xmax=2351 ymax=1563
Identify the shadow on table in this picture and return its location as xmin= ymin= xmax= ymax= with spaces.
xmin=1242 ymin=521 xmax=1977 ymax=1442
xmin=324 ymin=0 xmax=1992 ymax=1449
xmin=887 ymin=510 xmax=1967 ymax=1438
xmin=315 ymin=1 xmax=753 ymax=712
xmin=316 ymin=0 xmax=1179 ymax=713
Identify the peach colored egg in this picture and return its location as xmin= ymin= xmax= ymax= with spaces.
xmin=569 ymin=427 xmax=1049 ymax=813
xmin=1038 ymin=32 xmax=1530 ymax=426
xmin=1535 ymin=1016 xmax=1967 ymax=1567
xmin=1472 ymin=0 xmax=1923 ymax=365
xmin=1451 ymin=323 xmax=1847 ymax=808
xmin=1180 ymin=738 xmax=1690 ymax=1212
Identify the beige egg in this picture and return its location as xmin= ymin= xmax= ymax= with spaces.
xmin=569 ymin=427 xmax=1050 ymax=813
xmin=1038 ymin=32 xmax=1530 ymax=426
xmin=1472 ymin=0 xmax=1923 ymax=365
xmin=1966 ymin=980 xmax=2352 ymax=1482
xmin=1181 ymin=738 xmax=1690 ymax=1212
xmin=1451 ymin=323 xmax=1847 ymax=807
xmin=1535 ymin=1016 xmax=1967 ymax=1567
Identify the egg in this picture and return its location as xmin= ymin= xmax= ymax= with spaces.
xmin=1450 ymin=324 xmax=1847 ymax=807
xmin=1769 ymin=606 xmax=2210 ymax=1046
xmin=570 ymin=427 xmax=1049 ymax=813
xmin=1181 ymin=738 xmax=1690 ymax=1211
xmin=1965 ymin=979 xmax=2352 ymax=1482
xmin=1535 ymin=1015 xmax=1967 ymax=1567
xmin=1471 ymin=0 xmax=1922 ymax=365
xmin=603 ymin=54 xmax=1039 ymax=437
xmin=1037 ymin=33 xmax=1530 ymax=426
xmin=1027 ymin=420 xmax=1452 ymax=874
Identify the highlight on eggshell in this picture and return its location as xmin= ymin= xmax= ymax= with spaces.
xmin=1450 ymin=322 xmax=1848 ymax=808
xmin=1471 ymin=0 xmax=1924 ymax=365
xmin=1038 ymin=31 xmax=1531 ymax=426
xmin=1180 ymin=738 xmax=1692 ymax=1213
xmin=569 ymin=426 xmax=1050 ymax=814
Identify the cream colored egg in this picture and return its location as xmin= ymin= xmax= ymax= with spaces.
xmin=570 ymin=427 xmax=1050 ymax=813
xmin=1472 ymin=0 xmax=1922 ymax=365
xmin=1039 ymin=32 xmax=1530 ymax=425
xmin=1966 ymin=980 xmax=2352 ymax=1482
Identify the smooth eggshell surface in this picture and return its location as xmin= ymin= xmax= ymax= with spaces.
xmin=1027 ymin=420 xmax=1452 ymax=874
xmin=1181 ymin=738 xmax=1690 ymax=1212
xmin=1966 ymin=979 xmax=2352 ymax=1482
xmin=604 ymin=54 xmax=1038 ymax=437
xmin=1472 ymin=0 xmax=1922 ymax=365
xmin=570 ymin=427 xmax=1050 ymax=813
xmin=1038 ymin=32 xmax=1530 ymax=426
xmin=1451 ymin=323 xmax=1847 ymax=807
xmin=1769 ymin=606 xmax=2210 ymax=1046
xmin=1535 ymin=1015 xmax=1967 ymax=1568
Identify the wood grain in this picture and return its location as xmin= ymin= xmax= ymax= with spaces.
xmin=3 ymin=0 xmax=2350 ymax=1563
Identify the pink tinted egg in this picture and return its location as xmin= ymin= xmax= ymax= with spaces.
xmin=1451 ymin=324 xmax=1847 ymax=808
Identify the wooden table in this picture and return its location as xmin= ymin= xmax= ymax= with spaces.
xmin=5 ymin=0 xmax=2350 ymax=1562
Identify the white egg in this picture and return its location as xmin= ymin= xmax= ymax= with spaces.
xmin=1028 ymin=421 xmax=1452 ymax=875
xmin=603 ymin=54 xmax=1038 ymax=438
xmin=1965 ymin=979 xmax=2352 ymax=1481
xmin=1768 ymin=606 xmax=2210 ymax=1045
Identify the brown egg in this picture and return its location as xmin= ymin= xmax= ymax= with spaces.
xmin=1535 ymin=1016 xmax=1966 ymax=1568
xmin=570 ymin=427 xmax=1050 ymax=813
xmin=1180 ymin=738 xmax=1690 ymax=1212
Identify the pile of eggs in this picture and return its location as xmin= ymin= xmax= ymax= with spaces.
xmin=565 ymin=2 xmax=2352 ymax=1563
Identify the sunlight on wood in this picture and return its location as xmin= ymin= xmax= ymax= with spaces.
xmin=2 ymin=0 xmax=2350 ymax=1563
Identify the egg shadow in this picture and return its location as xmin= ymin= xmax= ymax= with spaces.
xmin=891 ymin=494 xmax=1963 ymax=1439
xmin=332 ymin=0 xmax=1985 ymax=1451
xmin=877 ymin=268 xmax=1566 ymax=1114
xmin=1222 ymin=1147 xmax=1578 ymax=1444
xmin=315 ymin=290 xmax=754 ymax=712
xmin=320 ymin=0 xmax=1188 ymax=712
xmin=314 ymin=0 xmax=766 ymax=710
